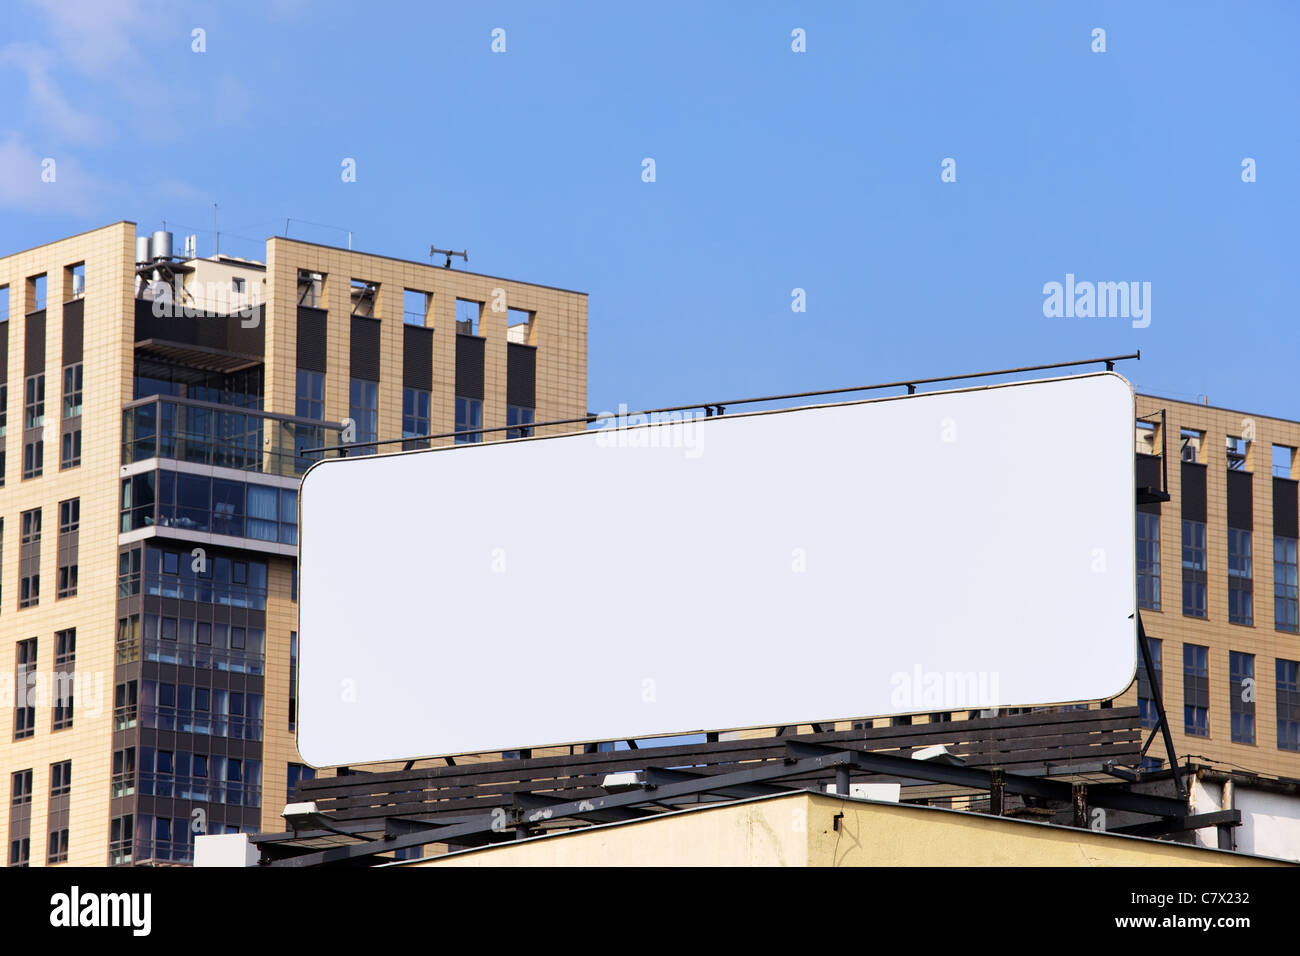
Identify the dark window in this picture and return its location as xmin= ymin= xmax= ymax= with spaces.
xmin=61 ymin=362 xmax=82 ymax=469
xmin=1183 ymin=644 xmax=1210 ymax=737
xmin=109 ymin=814 xmax=133 ymax=866
xmin=1136 ymin=512 xmax=1160 ymax=610
xmin=455 ymin=396 xmax=482 ymax=444
xmin=14 ymin=638 xmax=36 ymax=739
xmin=287 ymin=762 xmax=316 ymax=802
xmin=1278 ymin=659 xmax=1300 ymax=752
xmin=52 ymin=629 xmax=74 ymax=730
xmin=18 ymin=507 xmax=40 ymax=609
xmin=9 ymin=768 xmax=33 ymax=867
xmin=402 ymin=387 xmax=431 ymax=450
xmin=1276 ymin=536 xmax=1298 ymax=633
xmin=23 ymin=372 xmax=44 ymax=479
xmin=1181 ymin=520 xmax=1207 ymax=617
xmin=507 ymin=404 xmax=534 ymax=440
xmin=349 ymin=378 xmax=378 ymax=454
xmin=57 ymin=498 xmax=78 ymax=599
xmin=289 ymin=630 xmax=298 ymax=732
xmin=1228 ymin=528 xmax=1253 ymax=625
xmin=47 ymin=760 xmax=70 ymax=863
xmin=1229 ymin=651 xmax=1255 ymax=745
xmin=294 ymin=369 xmax=326 ymax=473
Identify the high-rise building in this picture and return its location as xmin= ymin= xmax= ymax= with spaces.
xmin=1128 ymin=395 xmax=1300 ymax=779
xmin=0 ymin=222 xmax=587 ymax=865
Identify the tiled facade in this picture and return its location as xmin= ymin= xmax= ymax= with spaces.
xmin=1120 ymin=395 xmax=1300 ymax=779
xmin=0 ymin=222 xmax=587 ymax=865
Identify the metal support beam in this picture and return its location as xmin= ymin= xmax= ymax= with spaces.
xmin=989 ymin=769 xmax=1005 ymax=816
xmin=1112 ymin=809 xmax=1241 ymax=839
xmin=1072 ymin=783 xmax=1087 ymax=829
xmin=1137 ymin=611 xmax=1185 ymax=797
xmin=784 ymin=741 xmax=1187 ymax=818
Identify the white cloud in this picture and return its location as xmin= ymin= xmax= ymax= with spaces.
xmin=0 ymin=42 xmax=108 ymax=144
xmin=0 ymin=134 xmax=108 ymax=212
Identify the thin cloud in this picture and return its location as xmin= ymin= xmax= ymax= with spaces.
xmin=0 ymin=134 xmax=108 ymax=212
xmin=0 ymin=42 xmax=109 ymax=144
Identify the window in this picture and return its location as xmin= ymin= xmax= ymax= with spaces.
xmin=289 ymin=631 xmax=298 ymax=731
xmin=506 ymin=307 xmax=532 ymax=344
xmin=1135 ymin=419 xmax=1158 ymax=456
xmin=296 ymin=369 xmax=324 ymax=420
xmin=402 ymin=387 xmax=431 ymax=450
xmin=23 ymin=372 xmax=44 ymax=479
xmin=19 ymin=508 xmax=40 ymax=608
xmin=14 ymin=637 xmax=36 ymax=740
xmin=1279 ymin=659 xmax=1300 ymax=753
xmin=109 ymin=814 xmax=133 ymax=865
xmin=1183 ymin=644 xmax=1210 ymax=737
xmin=52 ymin=629 xmax=75 ymax=730
xmin=1136 ymin=513 xmax=1160 ymax=611
xmin=29 ymin=273 xmax=46 ymax=311
xmin=349 ymin=378 xmax=378 ymax=455
xmin=1137 ymin=637 xmax=1162 ymax=729
xmin=61 ymin=362 xmax=82 ymax=469
xmin=507 ymin=404 xmax=534 ymax=440
xmin=1226 ymin=435 xmax=1248 ymax=471
xmin=114 ymin=681 xmax=138 ymax=731
xmin=9 ymin=769 xmax=33 ymax=867
xmin=1229 ymin=651 xmax=1255 ymax=745
xmin=232 ymin=276 xmax=246 ymax=294
xmin=455 ymin=298 xmax=481 ymax=335
xmin=350 ymin=278 xmax=378 ymax=317
xmin=1228 ymin=528 xmax=1253 ymax=625
xmin=48 ymin=760 xmax=70 ymax=863
xmin=1274 ymin=444 xmax=1295 ymax=480
xmin=403 ymin=289 xmax=430 ymax=326
xmin=455 ymin=396 xmax=482 ymax=444
xmin=1181 ymin=520 xmax=1207 ymax=617
xmin=1276 ymin=537 xmax=1298 ymax=633
xmin=287 ymin=762 xmax=316 ymax=802
xmin=0 ymin=382 xmax=8 ymax=486
xmin=112 ymin=747 xmax=136 ymax=797
xmin=57 ymin=498 xmax=78 ymax=599
xmin=49 ymin=761 xmax=70 ymax=795
xmin=297 ymin=270 xmax=323 ymax=308
xmin=1180 ymin=428 xmax=1204 ymax=463
xmin=295 ymin=369 xmax=326 ymax=472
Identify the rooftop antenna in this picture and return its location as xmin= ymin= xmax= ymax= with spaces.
xmin=429 ymin=245 xmax=468 ymax=269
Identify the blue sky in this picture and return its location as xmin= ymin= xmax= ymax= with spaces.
xmin=2 ymin=1 xmax=1298 ymax=419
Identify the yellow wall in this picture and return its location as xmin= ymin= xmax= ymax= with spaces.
xmin=414 ymin=792 xmax=1289 ymax=867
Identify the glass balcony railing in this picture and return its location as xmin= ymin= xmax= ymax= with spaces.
xmin=122 ymin=395 xmax=347 ymax=477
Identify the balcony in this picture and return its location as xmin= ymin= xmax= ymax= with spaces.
xmin=123 ymin=395 xmax=347 ymax=478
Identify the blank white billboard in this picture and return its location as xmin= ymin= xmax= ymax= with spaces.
xmin=297 ymin=372 xmax=1136 ymax=766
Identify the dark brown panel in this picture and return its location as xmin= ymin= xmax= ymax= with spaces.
xmin=507 ymin=342 xmax=536 ymax=408
xmin=296 ymin=306 xmax=327 ymax=373
xmin=350 ymin=315 xmax=381 ymax=382
xmin=134 ymin=300 xmax=264 ymax=358
xmin=455 ymin=334 xmax=484 ymax=401
xmin=1274 ymin=478 xmax=1299 ymax=539
xmin=1181 ymin=461 xmax=1207 ymax=522
xmin=402 ymin=324 xmax=433 ymax=391
xmin=62 ymin=298 xmax=83 ymax=366
xmin=1226 ymin=469 xmax=1253 ymax=529
xmin=25 ymin=309 xmax=45 ymax=375
xmin=1136 ymin=453 xmax=1162 ymax=515
xmin=0 ymin=318 xmax=8 ymax=384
